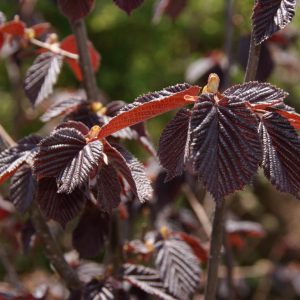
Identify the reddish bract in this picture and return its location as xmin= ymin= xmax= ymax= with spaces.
xmin=60 ymin=35 xmax=100 ymax=81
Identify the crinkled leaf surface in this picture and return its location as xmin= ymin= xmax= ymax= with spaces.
xmin=72 ymin=206 xmax=110 ymax=258
xmin=123 ymin=264 xmax=177 ymax=300
xmin=113 ymin=0 xmax=144 ymax=14
xmin=259 ymin=112 xmax=300 ymax=198
xmin=40 ymin=98 xmax=86 ymax=122
xmin=190 ymin=94 xmax=261 ymax=202
xmin=24 ymin=52 xmax=63 ymax=106
xmin=34 ymin=123 xmax=103 ymax=193
xmin=252 ymin=0 xmax=296 ymax=44
xmin=158 ymin=108 xmax=191 ymax=181
xmin=37 ymin=178 xmax=86 ymax=226
xmin=98 ymin=84 xmax=200 ymax=139
xmin=58 ymin=0 xmax=95 ymax=22
xmin=56 ymin=139 xmax=103 ymax=194
xmin=10 ymin=165 xmax=36 ymax=213
xmin=154 ymin=238 xmax=201 ymax=300
xmin=104 ymin=143 xmax=152 ymax=202
xmin=223 ymin=82 xmax=290 ymax=110
xmin=0 ymin=135 xmax=41 ymax=184
xmin=97 ymin=164 xmax=121 ymax=213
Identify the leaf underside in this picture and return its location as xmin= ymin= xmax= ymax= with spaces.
xmin=260 ymin=112 xmax=300 ymax=198
xmin=113 ymin=0 xmax=144 ymax=14
xmin=37 ymin=178 xmax=86 ymax=226
xmin=158 ymin=108 xmax=191 ymax=181
xmin=123 ymin=264 xmax=177 ymax=300
xmin=58 ymin=0 xmax=95 ymax=22
xmin=155 ymin=238 xmax=201 ymax=300
xmin=104 ymin=142 xmax=153 ymax=202
xmin=72 ymin=206 xmax=110 ymax=258
xmin=190 ymin=94 xmax=262 ymax=202
xmin=24 ymin=52 xmax=63 ymax=106
xmin=252 ymin=0 xmax=296 ymax=45
xmin=97 ymin=84 xmax=200 ymax=139
xmin=10 ymin=165 xmax=36 ymax=213
xmin=97 ymin=164 xmax=121 ymax=213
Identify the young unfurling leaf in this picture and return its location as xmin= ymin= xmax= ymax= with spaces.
xmin=252 ymin=0 xmax=296 ymax=45
xmin=97 ymin=84 xmax=200 ymax=139
xmin=24 ymin=52 xmax=63 ymax=106
xmin=60 ymin=35 xmax=100 ymax=81
xmin=190 ymin=94 xmax=261 ymax=202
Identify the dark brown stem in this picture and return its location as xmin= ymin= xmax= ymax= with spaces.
xmin=223 ymin=0 xmax=234 ymax=88
xmin=31 ymin=202 xmax=82 ymax=290
xmin=223 ymin=233 xmax=235 ymax=300
xmin=204 ymin=200 xmax=226 ymax=300
xmin=72 ymin=19 xmax=99 ymax=102
xmin=244 ymin=31 xmax=261 ymax=82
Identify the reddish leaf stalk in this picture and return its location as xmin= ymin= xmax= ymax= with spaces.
xmin=31 ymin=202 xmax=82 ymax=290
xmin=204 ymin=200 xmax=226 ymax=300
xmin=244 ymin=30 xmax=261 ymax=82
xmin=72 ymin=19 xmax=99 ymax=102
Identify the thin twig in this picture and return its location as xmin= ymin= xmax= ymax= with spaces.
xmin=182 ymin=184 xmax=212 ymax=239
xmin=223 ymin=0 xmax=235 ymax=88
xmin=244 ymin=31 xmax=261 ymax=82
xmin=30 ymin=38 xmax=79 ymax=60
xmin=31 ymin=202 xmax=82 ymax=290
xmin=204 ymin=200 xmax=226 ymax=300
xmin=72 ymin=19 xmax=99 ymax=102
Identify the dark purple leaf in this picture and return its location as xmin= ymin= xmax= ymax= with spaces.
xmin=113 ymin=0 xmax=144 ymax=14
xmin=40 ymin=98 xmax=87 ymax=122
xmin=123 ymin=264 xmax=176 ymax=300
xmin=56 ymin=139 xmax=103 ymax=194
xmin=37 ymin=178 xmax=86 ymax=226
xmin=223 ymin=81 xmax=289 ymax=108
xmin=58 ymin=0 xmax=95 ymax=22
xmin=154 ymin=238 xmax=201 ymax=300
xmin=190 ymin=94 xmax=261 ymax=202
xmin=97 ymin=164 xmax=121 ymax=213
xmin=56 ymin=120 xmax=90 ymax=134
xmin=259 ymin=112 xmax=300 ymax=198
xmin=34 ymin=123 xmax=104 ymax=193
xmin=72 ymin=206 xmax=110 ymax=258
xmin=10 ymin=165 xmax=36 ymax=213
xmin=252 ymin=0 xmax=296 ymax=45
xmin=24 ymin=52 xmax=63 ymax=106
xmin=0 ymin=135 xmax=41 ymax=184
xmin=104 ymin=142 xmax=153 ymax=202
xmin=158 ymin=108 xmax=191 ymax=181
